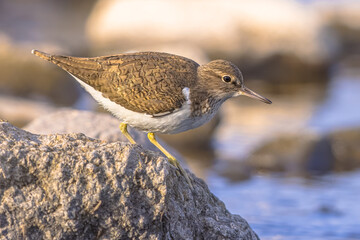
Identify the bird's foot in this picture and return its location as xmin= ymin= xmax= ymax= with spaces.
xmin=147 ymin=132 xmax=194 ymax=190
xmin=168 ymin=156 xmax=194 ymax=190
xmin=119 ymin=123 xmax=136 ymax=144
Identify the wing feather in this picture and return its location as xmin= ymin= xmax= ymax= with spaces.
xmin=34 ymin=51 xmax=199 ymax=115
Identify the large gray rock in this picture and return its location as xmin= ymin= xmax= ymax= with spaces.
xmin=0 ymin=121 xmax=258 ymax=239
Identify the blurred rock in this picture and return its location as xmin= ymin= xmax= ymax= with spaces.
xmin=0 ymin=0 xmax=100 ymax=106
xmin=306 ymin=136 xmax=334 ymax=175
xmin=317 ymin=204 xmax=342 ymax=216
xmin=133 ymin=43 xmax=210 ymax=65
xmin=216 ymin=159 xmax=253 ymax=182
xmin=312 ymin=0 xmax=360 ymax=57
xmin=179 ymin=148 xmax=216 ymax=181
xmin=92 ymin=43 xmax=210 ymax=66
xmin=314 ymin=0 xmax=360 ymax=29
xmin=0 ymin=0 xmax=95 ymax=50
xmin=0 ymin=33 xmax=80 ymax=105
xmin=0 ymin=94 xmax=56 ymax=127
xmin=242 ymin=54 xmax=329 ymax=95
xmin=328 ymin=127 xmax=360 ymax=171
xmin=214 ymin=95 xmax=317 ymax=159
xmin=0 ymin=121 xmax=259 ymax=239
xmin=24 ymin=109 xmax=185 ymax=165
xmin=86 ymin=0 xmax=332 ymax=92
xmin=87 ymin=0 xmax=328 ymax=62
xmin=244 ymin=132 xmax=321 ymax=176
xmin=241 ymin=127 xmax=360 ymax=178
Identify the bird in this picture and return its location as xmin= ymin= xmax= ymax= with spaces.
xmin=32 ymin=50 xmax=271 ymax=189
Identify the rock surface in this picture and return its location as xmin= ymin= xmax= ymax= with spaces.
xmin=0 ymin=121 xmax=258 ymax=239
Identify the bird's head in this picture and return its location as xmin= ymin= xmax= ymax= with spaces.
xmin=198 ymin=60 xmax=271 ymax=104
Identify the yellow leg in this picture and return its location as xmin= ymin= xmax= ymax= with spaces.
xmin=147 ymin=132 xmax=193 ymax=189
xmin=119 ymin=123 xmax=136 ymax=144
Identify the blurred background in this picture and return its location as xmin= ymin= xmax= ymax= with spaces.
xmin=0 ymin=0 xmax=359 ymax=239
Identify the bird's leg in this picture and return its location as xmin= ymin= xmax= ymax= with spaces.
xmin=119 ymin=123 xmax=136 ymax=144
xmin=147 ymin=132 xmax=193 ymax=189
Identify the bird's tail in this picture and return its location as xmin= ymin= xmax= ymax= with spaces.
xmin=32 ymin=49 xmax=54 ymax=61
xmin=31 ymin=49 xmax=101 ymax=81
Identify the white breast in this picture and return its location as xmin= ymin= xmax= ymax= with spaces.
xmin=71 ymin=74 xmax=212 ymax=134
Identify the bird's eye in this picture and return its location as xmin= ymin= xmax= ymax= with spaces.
xmin=222 ymin=75 xmax=232 ymax=83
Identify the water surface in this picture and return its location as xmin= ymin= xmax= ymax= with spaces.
xmin=210 ymin=67 xmax=360 ymax=239
xmin=209 ymin=172 xmax=360 ymax=240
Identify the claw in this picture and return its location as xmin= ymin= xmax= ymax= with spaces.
xmin=147 ymin=132 xmax=194 ymax=190
xmin=119 ymin=123 xmax=136 ymax=144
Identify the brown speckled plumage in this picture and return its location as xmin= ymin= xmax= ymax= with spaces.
xmin=33 ymin=50 xmax=271 ymax=121
xmin=33 ymin=51 xmax=199 ymax=115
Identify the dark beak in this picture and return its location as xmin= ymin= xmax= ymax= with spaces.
xmin=239 ymin=87 xmax=272 ymax=104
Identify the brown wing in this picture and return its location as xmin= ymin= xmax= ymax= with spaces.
xmin=32 ymin=51 xmax=199 ymax=115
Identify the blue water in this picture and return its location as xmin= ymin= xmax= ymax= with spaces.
xmin=209 ymin=172 xmax=360 ymax=240
xmin=209 ymin=68 xmax=360 ymax=239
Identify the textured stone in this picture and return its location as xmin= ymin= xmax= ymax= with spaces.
xmin=0 ymin=122 xmax=258 ymax=239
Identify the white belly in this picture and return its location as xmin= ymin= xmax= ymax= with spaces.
xmin=72 ymin=75 xmax=214 ymax=134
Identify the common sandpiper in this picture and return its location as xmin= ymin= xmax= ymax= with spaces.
xmin=32 ymin=50 xmax=272 ymax=189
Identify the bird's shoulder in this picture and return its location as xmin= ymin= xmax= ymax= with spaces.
xmin=97 ymin=52 xmax=199 ymax=74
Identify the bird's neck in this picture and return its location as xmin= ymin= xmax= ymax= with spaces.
xmin=189 ymin=87 xmax=228 ymax=117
